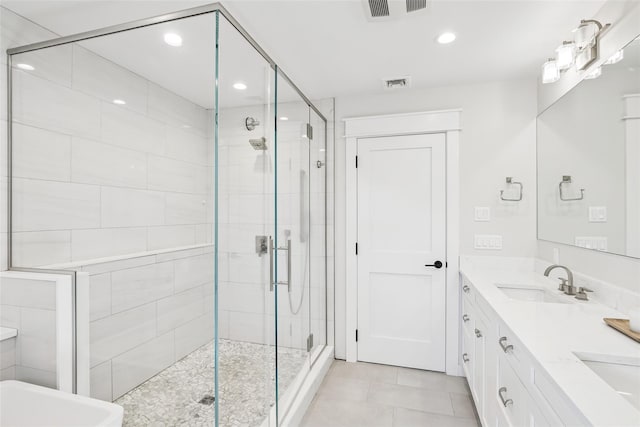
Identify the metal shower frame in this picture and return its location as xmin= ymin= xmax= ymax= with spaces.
xmin=5 ymin=2 xmax=330 ymax=412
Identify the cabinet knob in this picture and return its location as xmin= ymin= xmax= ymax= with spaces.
xmin=462 ymin=285 xmax=470 ymax=293
xmin=474 ymin=328 xmax=483 ymax=338
xmin=462 ymin=353 xmax=469 ymax=363
xmin=462 ymin=314 xmax=470 ymax=322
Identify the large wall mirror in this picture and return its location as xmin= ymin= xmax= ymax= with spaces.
xmin=537 ymin=35 xmax=640 ymax=258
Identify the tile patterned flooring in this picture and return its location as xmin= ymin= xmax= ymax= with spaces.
xmin=116 ymin=339 xmax=307 ymax=427
xmin=301 ymin=361 xmax=480 ymax=427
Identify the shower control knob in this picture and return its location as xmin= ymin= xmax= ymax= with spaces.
xmin=424 ymin=261 xmax=443 ymax=269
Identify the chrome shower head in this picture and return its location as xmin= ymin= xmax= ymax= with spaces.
xmin=249 ymin=137 xmax=267 ymax=150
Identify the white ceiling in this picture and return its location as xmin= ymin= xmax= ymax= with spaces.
xmin=3 ymin=0 xmax=608 ymax=107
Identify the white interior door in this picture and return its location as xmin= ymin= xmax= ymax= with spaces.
xmin=357 ymin=133 xmax=446 ymax=371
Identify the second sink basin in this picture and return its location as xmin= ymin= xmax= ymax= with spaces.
xmin=496 ymin=284 xmax=570 ymax=304
xmin=577 ymin=354 xmax=640 ymax=411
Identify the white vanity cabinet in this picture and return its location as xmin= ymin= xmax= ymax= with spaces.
xmin=461 ymin=276 xmax=566 ymax=427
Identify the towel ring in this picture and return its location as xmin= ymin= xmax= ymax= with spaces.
xmin=500 ymin=177 xmax=522 ymax=201
xmin=559 ymin=176 xmax=585 ymax=201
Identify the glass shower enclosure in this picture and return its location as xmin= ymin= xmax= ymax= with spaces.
xmin=6 ymin=4 xmax=328 ymax=426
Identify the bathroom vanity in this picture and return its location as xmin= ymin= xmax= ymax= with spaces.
xmin=460 ymin=258 xmax=640 ymax=426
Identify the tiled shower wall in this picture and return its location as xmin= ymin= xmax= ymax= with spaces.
xmin=6 ymin=7 xmax=214 ymax=269
xmin=0 ymin=273 xmax=58 ymax=387
xmin=78 ymin=246 xmax=214 ymax=401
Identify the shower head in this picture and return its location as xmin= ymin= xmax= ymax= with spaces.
xmin=249 ymin=137 xmax=267 ymax=150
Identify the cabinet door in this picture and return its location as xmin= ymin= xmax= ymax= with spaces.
xmin=496 ymin=353 xmax=529 ymax=427
xmin=461 ymin=302 xmax=475 ymax=384
xmin=473 ymin=315 xmax=487 ymax=424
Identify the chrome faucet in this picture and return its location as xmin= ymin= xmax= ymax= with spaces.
xmin=543 ymin=264 xmax=576 ymax=295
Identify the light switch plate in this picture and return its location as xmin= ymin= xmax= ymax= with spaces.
xmin=474 ymin=207 xmax=491 ymax=222
xmin=588 ymin=206 xmax=607 ymax=222
xmin=474 ymin=234 xmax=503 ymax=250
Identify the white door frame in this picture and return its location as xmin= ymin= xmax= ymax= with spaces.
xmin=344 ymin=109 xmax=461 ymax=376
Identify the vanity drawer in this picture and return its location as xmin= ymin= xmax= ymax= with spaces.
xmin=497 ymin=322 xmax=531 ymax=384
xmin=496 ymin=353 xmax=529 ymax=427
xmin=461 ymin=276 xmax=474 ymax=302
xmin=461 ymin=295 xmax=474 ymax=335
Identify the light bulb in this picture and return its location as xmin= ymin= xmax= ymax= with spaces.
xmin=555 ymin=42 xmax=576 ymax=71
xmin=542 ymin=59 xmax=560 ymax=84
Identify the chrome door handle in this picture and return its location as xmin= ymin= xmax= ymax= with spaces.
xmin=462 ymin=353 xmax=469 ymax=363
xmin=474 ymin=328 xmax=482 ymax=338
xmin=498 ymin=387 xmax=513 ymax=407
xmin=499 ymin=337 xmax=514 ymax=353
xmin=270 ymin=238 xmax=291 ymax=292
xmin=462 ymin=285 xmax=470 ymax=293
xmin=269 ymin=236 xmax=274 ymax=291
xmin=462 ymin=314 xmax=470 ymax=322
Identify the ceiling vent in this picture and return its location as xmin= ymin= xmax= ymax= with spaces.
xmin=383 ymin=76 xmax=412 ymax=90
xmin=363 ymin=0 xmax=429 ymax=21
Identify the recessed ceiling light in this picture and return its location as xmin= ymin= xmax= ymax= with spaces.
xmin=233 ymin=82 xmax=247 ymax=90
xmin=164 ymin=33 xmax=183 ymax=47
xmin=437 ymin=32 xmax=456 ymax=44
xmin=113 ymin=99 xmax=126 ymax=105
xmin=280 ymin=117 xmax=289 ymax=121
xmin=16 ymin=63 xmax=35 ymax=71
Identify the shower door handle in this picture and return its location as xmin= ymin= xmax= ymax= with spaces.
xmin=270 ymin=238 xmax=291 ymax=292
xmin=269 ymin=237 xmax=274 ymax=291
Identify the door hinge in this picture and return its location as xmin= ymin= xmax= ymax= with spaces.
xmin=355 ymin=156 xmax=358 ymax=168
xmin=355 ymin=329 xmax=358 ymax=342
xmin=355 ymin=242 xmax=358 ymax=255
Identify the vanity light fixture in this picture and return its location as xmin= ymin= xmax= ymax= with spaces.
xmin=604 ymin=49 xmax=624 ymax=65
xmin=542 ymin=59 xmax=560 ymax=84
xmin=164 ymin=33 xmax=183 ymax=47
xmin=542 ymin=18 xmax=610 ymax=84
xmin=437 ymin=32 xmax=456 ymax=44
xmin=112 ymin=99 xmax=126 ymax=105
xmin=15 ymin=63 xmax=35 ymax=71
xmin=233 ymin=82 xmax=247 ymax=90
xmin=584 ymin=66 xmax=602 ymax=80
xmin=555 ymin=42 xmax=576 ymax=70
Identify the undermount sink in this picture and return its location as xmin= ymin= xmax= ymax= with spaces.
xmin=577 ymin=355 xmax=640 ymax=411
xmin=496 ymin=284 xmax=570 ymax=304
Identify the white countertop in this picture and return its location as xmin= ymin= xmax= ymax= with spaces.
xmin=0 ymin=327 xmax=17 ymax=341
xmin=460 ymin=259 xmax=640 ymax=426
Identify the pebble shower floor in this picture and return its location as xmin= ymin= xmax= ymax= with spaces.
xmin=116 ymin=339 xmax=308 ymax=426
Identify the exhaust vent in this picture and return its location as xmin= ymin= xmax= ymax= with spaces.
xmin=406 ymin=0 xmax=427 ymax=13
xmin=368 ymin=0 xmax=390 ymax=17
xmin=383 ymin=76 xmax=412 ymax=90
xmin=362 ymin=0 xmax=429 ymax=21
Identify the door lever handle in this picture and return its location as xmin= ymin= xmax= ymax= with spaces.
xmin=424 ymin=261 xmax=443 ymax=269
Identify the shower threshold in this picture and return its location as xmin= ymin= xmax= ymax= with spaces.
xmin=115 ymin=339 xmax=307 ymax=426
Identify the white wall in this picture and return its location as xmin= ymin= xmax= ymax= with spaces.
xmin=536 ymin=0 xmax=640 ymax=293
xmin=333 ymin=79 xmax=538 ymax=359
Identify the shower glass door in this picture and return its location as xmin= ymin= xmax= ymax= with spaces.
xmin=215 ymin=13 xmax=277 ymax=426
xmin=274 ymin=73 xmax=312 ymax=420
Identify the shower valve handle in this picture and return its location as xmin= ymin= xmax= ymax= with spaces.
xmin=425 ymin=261 xmax=444 ymax=269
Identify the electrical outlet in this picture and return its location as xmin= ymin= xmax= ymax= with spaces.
xmin=474 ymin=234 xmax=503 ymax=250
xmin=474 ymin=207 xmax=491 ymax=222
xmin=588 ymin=206 xmax=607 ymax=222
xmin=575 ymin=236 xmax=608 ymax=251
